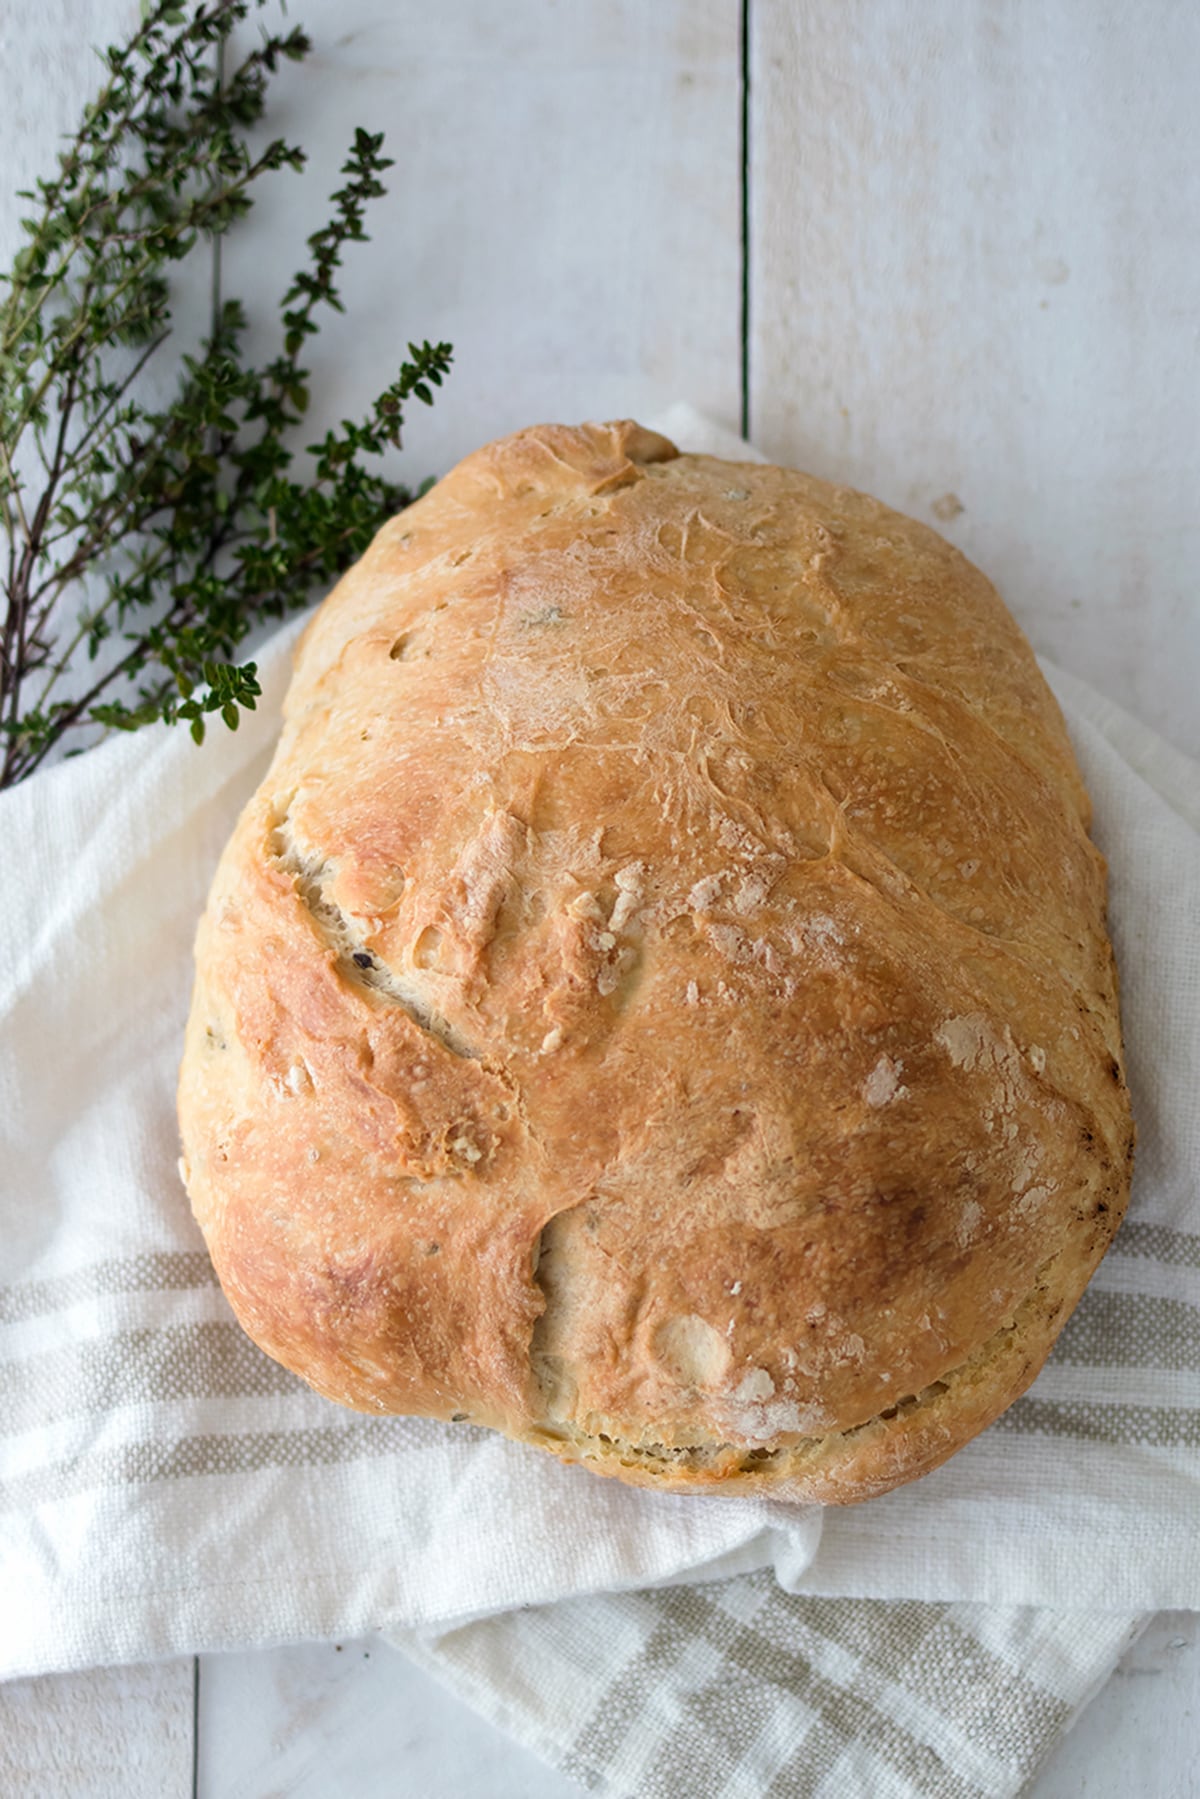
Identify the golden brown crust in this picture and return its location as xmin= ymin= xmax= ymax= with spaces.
xmin=178 ymin=419 xmax=1134 ymax=1504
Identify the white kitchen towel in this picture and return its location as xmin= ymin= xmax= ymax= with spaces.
xmin=0 ymin=410 xmax=1196 ymax=1686
xmin=397 ymin=1578 xmax=1146 ymax=1799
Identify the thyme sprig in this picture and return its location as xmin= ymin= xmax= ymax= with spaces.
xmin=0 ymin=0 xmax=451 ymax=786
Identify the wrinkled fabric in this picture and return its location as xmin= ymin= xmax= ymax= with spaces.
xmin=0 ymin=411 xmax=1194 ymax=1797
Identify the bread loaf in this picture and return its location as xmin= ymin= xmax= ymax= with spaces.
xmin=177 ymin=420 xmax=1134 ymax=1503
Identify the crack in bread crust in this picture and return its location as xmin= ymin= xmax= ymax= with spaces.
xmin=268 ymin=804 xmax=481 ymax=1060
xmin=519 ymin=1241 xmax=1102 ymax=1505
xmin=532 ymin=1267 xmax=1051 ymax=1473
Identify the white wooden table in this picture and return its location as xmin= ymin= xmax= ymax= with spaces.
xmin=3 ymin=3 xmax=1198 ymax=1793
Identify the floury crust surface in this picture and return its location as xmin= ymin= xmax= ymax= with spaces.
xmin=178 ymin=421 xmax=1134 ymax=1504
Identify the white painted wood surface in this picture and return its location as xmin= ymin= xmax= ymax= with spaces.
xmin=751 ymin=0 xmax=1200 ymax=759
xmin=1031 ymin=1612 xmax=1199 ymax=1799
xmin=194 ymin=1638 xmax=578 ymax=1798
xmin=219 ymin=0 xmax=743 ymax=493
xmin=3 ymin=0 xmax=1199 ymax=1794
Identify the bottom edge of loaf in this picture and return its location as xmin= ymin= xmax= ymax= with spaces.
xmin=517 ymin=1211 xmax=1120 ymax=1505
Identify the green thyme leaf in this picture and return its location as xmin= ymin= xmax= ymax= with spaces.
xmin=0 ymin=0 xmax=451 ymax=787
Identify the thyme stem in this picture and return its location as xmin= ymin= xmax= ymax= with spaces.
xmin=1 ymin=0 xmax=451 ymax=787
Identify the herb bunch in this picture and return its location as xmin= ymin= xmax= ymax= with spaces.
xmin=0 ymin=0 xmax=451 ymax=787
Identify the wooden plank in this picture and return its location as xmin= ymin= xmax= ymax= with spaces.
xmin=219 ymin=0 xmax=743 ymax=491
xmin=0 ymin=1659 xmax=194 ymax=1799
xmin=749 ymin=0 xmax=1200 ymax=755
xmin=0 ymin=5 xmax=197 ymax=1785
xmin=200 ymin=3 xmax=738 ymax=1789
xmin=749 ymin=8 xmax=1198 ymax=1788
xmin=195 ymin=1638 xmax=578 ymax=1799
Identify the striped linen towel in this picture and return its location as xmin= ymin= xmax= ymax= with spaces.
xmin=396 ymin=1579 xmax=1145 ymax=1799
xmin=1 ymin=413 xmax=1196 ymax=1796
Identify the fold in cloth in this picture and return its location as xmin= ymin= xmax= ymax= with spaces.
xmin=393 ymin=1576 xmax=1145 ymax=1799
